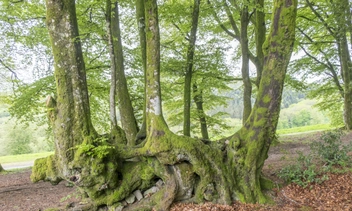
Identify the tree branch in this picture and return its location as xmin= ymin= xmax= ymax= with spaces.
xmin=0 ymin=59 xmax=19 ymax=80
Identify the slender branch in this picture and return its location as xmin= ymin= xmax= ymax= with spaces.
xmin=305 ymin=0 xmax=335 ymax=37
xmin=0 ymin=59 xmax=19 ymax=80
xmin=207 ymin=0 xmax=238 ymax=39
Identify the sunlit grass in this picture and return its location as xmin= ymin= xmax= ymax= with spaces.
xmin=277 ymin=124 xmax=334 ymax=135
xmin=0 ymin=151 xmax=53 ymax=164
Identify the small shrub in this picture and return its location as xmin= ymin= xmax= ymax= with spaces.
xmin=278 ymin=129 xmax=351 ymax=187
xmin=278 ymin=152 xmax=324 ymax=187
xmin=310 ymin=130 xmax=352 ymax=167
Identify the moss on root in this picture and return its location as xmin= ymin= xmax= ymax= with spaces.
xmin=31 ymin=155 xmax=61 ymax=184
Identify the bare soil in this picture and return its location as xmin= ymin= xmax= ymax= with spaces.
xmin=1 ymin=131 xmax=351 ymax=211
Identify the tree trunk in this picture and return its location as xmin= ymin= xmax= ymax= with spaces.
xmin=339 ymin=37 xmax=352 ymax=130
xmin=254 ymin=0 xmax=266 ymax=87
xmin=43 ymin=0 xmax=97 ymax=178
xmin=107 ymin=0 xmax=139 ymax=144
xmin=335 ymin=1 xmax=352 ymax=129
xmin=135 ymin=0 xmax=148 ymax=142
xmin=229 ymin=0 xmax=297 ymax=201
xmin=0 ymin=163 xmax=4 ymax=172
xmin=193 ymin=83 xmax=209 ymax=140
xmin=32 ymin=0 xmax=297 ymax=210
xmin=183 ymin=0 xmax=200 ymax=137
xmin=106 ymin=0 xmax=127 ymax=143
xmin=240 ymin=5 xmax=252 ymax=124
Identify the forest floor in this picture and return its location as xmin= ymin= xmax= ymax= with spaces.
xmin=0 ymin=131 xmax=351 ymax=211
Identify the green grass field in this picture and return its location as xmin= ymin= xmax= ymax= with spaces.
xmin=0 ymin=151 xmax=53 ymax=164
xmin=276 ymin=124 xmax=334 ymax=135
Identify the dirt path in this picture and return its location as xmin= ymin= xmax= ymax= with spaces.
xmin=0 ymin=131 xmax=351 ymax=211
xmin=0 ymin=169 xmax=79 ymax=211
xmin=2 ymin=161 xmax=35 ymax=170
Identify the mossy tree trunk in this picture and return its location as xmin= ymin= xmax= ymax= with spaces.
xmin=44 ymin=0 xmax=97 ymax=178
xmin=0 ymin=163 xmax=4 ymax=172
xmin=229 ymin=0 xmax=297 ymax=201
xmin=32 ymin=0 xmax=297 ymax=210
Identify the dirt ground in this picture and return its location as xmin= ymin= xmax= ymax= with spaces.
xmin=1 ymin=131 xmax=351 ymax=211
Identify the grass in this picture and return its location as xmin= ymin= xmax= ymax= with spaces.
xmin=276 ymin=124 xmax=334 ymax=135
xmin=0 ymin=151 xmax=53 ymax=164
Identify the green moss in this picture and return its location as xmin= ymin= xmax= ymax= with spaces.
xmin=30 ymin=155 xmax=60 ymax=184
xmin=259 ymin=176 xmax=275 ymax=190
xmin=31 ymin=157 xmax=47 ymax=182
xmin=263 ymin=95 xmax=271 ymax=103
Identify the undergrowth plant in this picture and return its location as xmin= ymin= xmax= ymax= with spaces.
xmin=278 ymin=130 xmax=352 ymax=187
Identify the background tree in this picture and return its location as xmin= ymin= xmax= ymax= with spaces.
xmin=292 ymin=0 xmax=352 ymax=128
xmin=207 ymin=0 xmax=268 ymax=124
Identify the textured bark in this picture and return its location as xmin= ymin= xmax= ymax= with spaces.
xmin=135 ymin=0 xmax=147 ymax=142
xmin=254 ymin=0 xmax=266 ymax=87
xmin=145 ymin=0 xmax=166 ymax=132
xmin=193 ymin=83 xmax=209 ymax=140
xmin=106 ymin=0 xmax=127 ymax=143
xmin=183 ymin=0 xmax=200 ymax=137
xmin=45 ymin=0 xmax=96 ymax=177
xmin=334 ymin=1 xmax=352 ymax=129
xmin=229 ymin=0 xmax=297 ymax=202
xmin=107 ymin=0 xmax=139 ymax=144
xmin=240 ymin=6 xmax=252 ymax=124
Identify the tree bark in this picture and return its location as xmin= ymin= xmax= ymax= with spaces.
xmin=240 ymin=5 xmax=252 ymax=124
xmin=44 ymin=0 xmax=96 ymax=177
xmin=107 ymin=0 xmax=139 ymax=144
xmin=183 ymin=0 xmax=200 ymax=137
xmin=254 ymin=0 xmax=266 ymax=87
xmin=135 ymin=0 xmax=148 ymax=142
xmin=334 ymin=1 xmax=352 ymax=129
xmin=106 ymin=0 xmax=127 ymax=143
xmin=230 ymin=0 xmax=297 ymax=202
xmin=193 ymin=83 xmax=209 ymax=140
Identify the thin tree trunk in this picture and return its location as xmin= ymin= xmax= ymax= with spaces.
xmin=255 ymin=0 xmax=266 ymax=87
xmin=339 ymin=36 xmax=352 ymax=129
xmin=193 ymin=83 xmax=209 ymax=140
xmin=145 ymin=0 xmax=166 ymax=132
xmin=241 ymin=5 xmax=252 ymax=124
xmin=105 ymin=0 xmax=126 ymax=143
xmin=335 ymin=1 xmax=352 ymax=129
xmin=108 ymin=0 xmax=139 ymax=144
xmin=183 ymin=0 xmax=200 ymax=137
xmin=135 ymin=0 xmax=147 ymax=142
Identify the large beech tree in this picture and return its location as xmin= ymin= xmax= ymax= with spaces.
xmin=32 ymin=0 xmax=297 ymax=210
